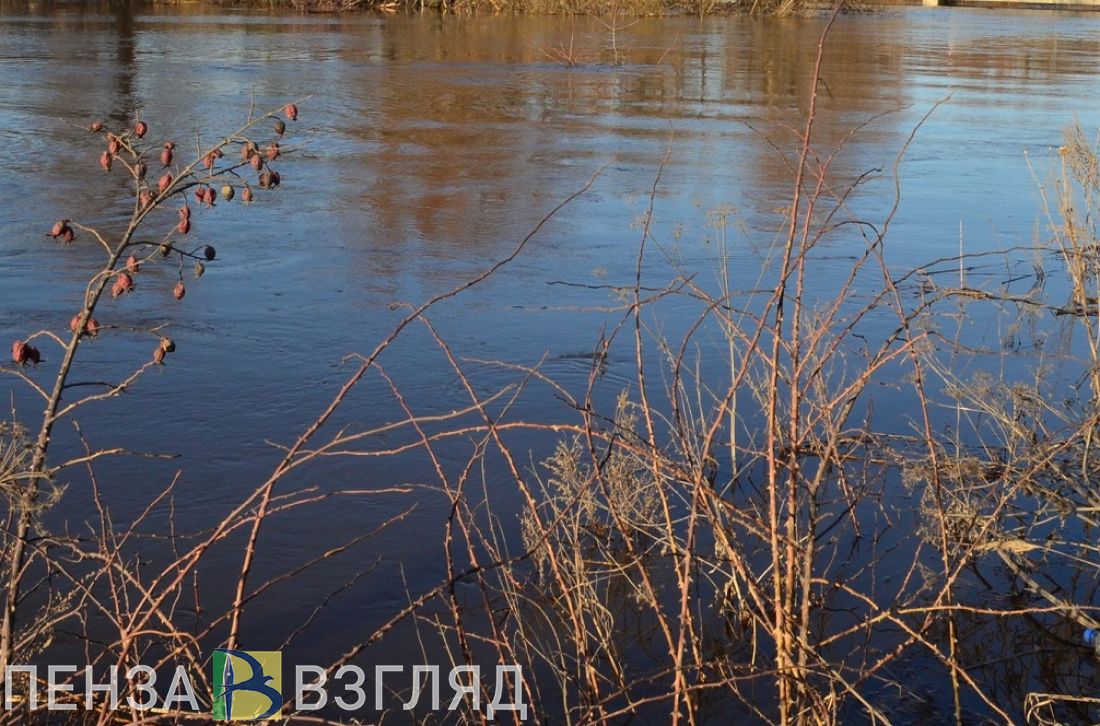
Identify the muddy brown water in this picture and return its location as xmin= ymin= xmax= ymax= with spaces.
xmin=1 ymin=3 xmax=1099 ymax=720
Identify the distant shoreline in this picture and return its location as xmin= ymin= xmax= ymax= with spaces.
xmin=905 ymin=0 xmax=1100 ymax=10
xmin=177 ymin=0 xmax=1100 ymax=13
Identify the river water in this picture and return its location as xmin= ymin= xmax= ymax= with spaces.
xmin=1 ymin=2 xmax=1099 ymax=720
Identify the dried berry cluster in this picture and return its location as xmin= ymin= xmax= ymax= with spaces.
xmin=12 ymin=102 xmax=302 ymax=369
xmin=10 ymin=340 xmax=40 ymax=366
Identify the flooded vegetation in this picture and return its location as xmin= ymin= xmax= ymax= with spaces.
xmin=2 ymin=2 xmax=1100 ymax=722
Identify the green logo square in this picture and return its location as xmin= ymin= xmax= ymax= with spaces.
xmin=211 ymin=649 xmax=282 ymax=721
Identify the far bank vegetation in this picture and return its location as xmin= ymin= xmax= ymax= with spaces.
xmin=211 ymin=0 xmax=818 ymax=17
